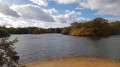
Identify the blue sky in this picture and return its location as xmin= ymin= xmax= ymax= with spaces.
xmin=0 ymin=0 xmax=120 ymax=28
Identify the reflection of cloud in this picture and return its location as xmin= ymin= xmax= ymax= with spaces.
xmin=84 ymin=36 xmax=110 ymax=42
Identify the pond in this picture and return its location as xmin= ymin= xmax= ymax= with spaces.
xmin=8 ymin=34 xmax=120 ymax=63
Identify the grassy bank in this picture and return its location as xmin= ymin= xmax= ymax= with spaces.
xmin=26 ymin=57 xmax=120 ymax=67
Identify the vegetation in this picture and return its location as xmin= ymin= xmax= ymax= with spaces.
xmin=7 ymin=27 xmax=62 ymax=34
xmin=61 ymin=27 xmax=71 ymax=35
xmin=0 ymin=17 xmax=120 ymax=37
xmin=61 ymin=18 xmax=120 ymax=36
xmin=0 ymin=38 xmax=19 ymax=67
xmin=0 ymin=26 xmax=10 ymax=38
xmin=109 ymin=21 xmax=120 ymax=35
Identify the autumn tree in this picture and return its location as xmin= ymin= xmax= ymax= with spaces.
xmin=61 ymin=27 xmax=71 ymax=35
xmin=69 ymin=18 xmax=111 ymax=36
xmin=109 ymin=21 xmax=120 ymax=34
xmin=32 ymin=28 xmax=43 ymax=34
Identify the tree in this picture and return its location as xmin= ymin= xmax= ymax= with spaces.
xmin=70 ymin=18 xmax=111 ymax=36
xmin=54 ymin=28 xmax=61 ymax=33
xmin=7 ymin=27 xmax=16 ymax=34
xmin=15 ymin=28 xmax=29 ymax=34
xmin=71 ymin=27 xmax=95 ymax=36
xmin=0 ymin=38 xmax=19 ymax=67
xmin=88 ymin=18 xmax=110 ymax=35
xmin=109 ymin=21 xmax=120 ymax=34
xmin=0 ymin=27 xmax=10 ymax=38
xmin=61 ymin=27 xmax=71 ymax=35
xmin=32 ymin=28 xmax=43 ymax=34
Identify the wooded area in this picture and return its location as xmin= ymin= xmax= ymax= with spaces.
xmin=0 ymin=18 xmax=120 ymax=37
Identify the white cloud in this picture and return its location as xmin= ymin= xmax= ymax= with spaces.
xmin=65 ymin=10 xmax=81 ymax=15
xmin=54 ymin=15 xmax=90 ymax=23
xmin=54 ymin=10 xmax=90 ymax=23
xmin=30 ymin=0 xmax=48 ymax=6
xmin=0 ymin=1 xmax=20 ymax=18
xmin=2 ymin=0 xmax=119 ymax=28
xmin=105 ymin=17 xmax=120 ymax=22
xmin=11 ymin=4 xmax=55 ymax=22
xmin=0 ymin=14 xmax=69 ymax=28
xmin=53 ymin=0 xmax=82 ymax=4
xmin=50 ymin=8 xmax=58 ymax=13
xmin=43 ymin=8 xmax=58 ymax=14
xmin=34 ymin=22 xmax=69 ymax=28
xmin=79 ymin=0 xmax=120 ymax=16
xmin=0 ymin=15 xmax=30 ymax=28
xmin=53 ymin=0 xmax=120 ymax=16
xmin=75 ymin=7 xmax=83 ymax=10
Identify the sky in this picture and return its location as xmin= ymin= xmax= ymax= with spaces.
xmin=0 ymin=0 xmax=120 ymax=28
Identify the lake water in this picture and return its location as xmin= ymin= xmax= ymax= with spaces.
xmin=8 ymin=34 xmax=120 ymax=63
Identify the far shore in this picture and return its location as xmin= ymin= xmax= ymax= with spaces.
xmin=25 ymin=57 xmax=120 ymax=67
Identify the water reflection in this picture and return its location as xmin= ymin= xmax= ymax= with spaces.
xmin=9 ymin=34 xmax=120 ymax=63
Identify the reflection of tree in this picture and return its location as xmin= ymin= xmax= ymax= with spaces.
xmin=0 ymin=38 xmax=20 ymax=67
xmin=83 ymin=36 xmax=110 ymax=42
xmin=83 ymin=36 xmax=111 ymax=58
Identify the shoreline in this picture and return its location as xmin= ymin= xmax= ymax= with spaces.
xmin=25 ymin=57 xmax=120 ymax=67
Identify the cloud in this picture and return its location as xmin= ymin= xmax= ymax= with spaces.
xmin=0 ymin=1 xmax=20 ymax=18
xmin=79 ymin=0 xmax=120 ymax=16
xmin=53 ymin=0 xmax=120 ymax=16
xmin=43 ymin=8 xmax=58 ymax=14
xmin=0 ymin=14 xmax=68 ymax=28
xmin=34 ymin=22 xmax=69 ymax=28
xmin=65 ymin=10 xmax=81 ymax=15
xmin=11 ymin=4 xmax=55 ymax=22
xmin=54 ymin=10 xmax=90 ymax=23
xmin=53 ymin=0 xmax=81 ymax=4
xmin=75 ymin=7 xmax=84 ymax=10
xmin=0 ymin=15 xmax=30 ymax=28
xmin=105 ymin=17 xmax=120 ymax=22
xmin=30 ymin=0 xmax=48 ymax=6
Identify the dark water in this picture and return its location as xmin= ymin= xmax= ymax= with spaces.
xmin=8 ymin=34 xmax=120 ymax=63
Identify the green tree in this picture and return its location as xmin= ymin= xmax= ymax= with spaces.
xmin=0 ymin=27 xmax=10 ymax=38
xmin=0 ymin=38 xmax=19 ymax=67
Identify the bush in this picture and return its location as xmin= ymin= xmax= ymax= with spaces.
xmin=0 ymin=28 xmax=10 ymax=38
xmin=61 ymin=27 xmax=71 ymax=35
xmin=0 ymin=38 xmax=19 ymax=67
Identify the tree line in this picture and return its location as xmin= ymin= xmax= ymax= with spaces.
xmin=0 ymin=17 xmax=120 ymax=37
xmin=61 ymin=18 xmax=120 ymax=36
xmin=0 ymin=26 xmax=62 ymax=37
xmin=7 ymin=27 xmax=62 ymax=34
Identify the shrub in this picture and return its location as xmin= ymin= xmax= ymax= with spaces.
xmin=0 ymin=28 xmax=10 ymax=38
xmin=0 ymin=38 xmax=19 ymax=67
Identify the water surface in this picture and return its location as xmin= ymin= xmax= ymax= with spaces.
xmin=9 ymin=34 xmax=120 ymax=63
